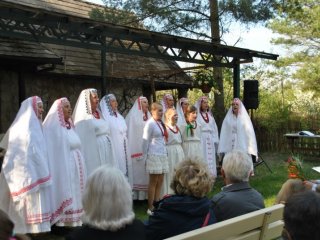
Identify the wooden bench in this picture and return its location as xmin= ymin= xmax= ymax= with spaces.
xmin=165 ymin=204 xmax=284 ymax=240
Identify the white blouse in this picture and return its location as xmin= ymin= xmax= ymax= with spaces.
xmin=142 ymin=118 xmax=167 ymax=156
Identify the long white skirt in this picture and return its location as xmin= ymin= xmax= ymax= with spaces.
xmin=182 ymin=140 xmax=204 ymax=162
xmin=56 ymin=149 xmax=86 ymax=227
xmin=162 ymin=144 xmax=185 ymax=196
xmin=201 ymin=131 xmax=217 ymax=177
xmin=0 ymin=173 xmax=51 ymax=234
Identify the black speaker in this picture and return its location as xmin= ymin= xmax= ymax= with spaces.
xmin=243 ymin=80 xmax=259 ymax=110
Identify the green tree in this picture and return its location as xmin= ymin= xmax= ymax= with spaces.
xmin=268 ymin=0 xmax=320 ymax=93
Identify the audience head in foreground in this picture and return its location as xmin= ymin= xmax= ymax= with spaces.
xmin=211 ymin=150 xmax=264 ymax=222
xmin=66 ymin=166 xmax=145 ymax=240
xmin=283 ymin=190 xmax=320 ymax=240
xmin=145 ymin=160 xmax=216 ymax=240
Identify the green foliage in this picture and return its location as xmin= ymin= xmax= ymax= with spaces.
xmin=95 ymin=0 xmax=278 ymax=39
xmin=268 ymin=0 xmax=320 ymax=94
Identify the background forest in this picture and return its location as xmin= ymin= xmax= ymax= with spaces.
xmin=90 ymin=0 xmax=320 ymax=152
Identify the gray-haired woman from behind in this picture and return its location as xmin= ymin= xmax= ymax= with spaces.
xmin=66 ymin=166 xmax=146 ymax=240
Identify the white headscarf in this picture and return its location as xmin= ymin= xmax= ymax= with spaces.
xmin=218 ymin=98 xmax=258 ymax=157
xmin=195 ymin=96 xmax=219 ymax=143
xmin=176 ymin=97 xmax=188 ymax=128
xmin=2 ymin=96 xmax=50 ymax=202
xmin=161 ymin=93 xmax=175 ymax=113
xmin=43 ymin=98 xmax=76 ymax=224
xmin=100 ymin=94 xmax=132 ymax=184
xmin=73 ymin=88 xmax=97 ymax=124
xmin=125 ymin=96 xmax=151 ymax=160
xmin=72 ymin=89 xmax=103 ymax=176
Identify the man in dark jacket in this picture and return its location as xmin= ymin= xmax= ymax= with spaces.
xmin=211 ymin=150 xmax=264 ymax=222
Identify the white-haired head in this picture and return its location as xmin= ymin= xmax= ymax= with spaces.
xmin=222 ymin=150 xmax=253 ymax=183
xmin=82 ymin=166 xmax=134 ymax=231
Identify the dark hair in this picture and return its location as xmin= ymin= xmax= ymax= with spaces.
xmin=184 ymin=105 xmax=197 ymax=137
xmin=0 ymin=209 xmax=14 ymax=240
xmin=284 ymin=191 xmax=320 ymax=240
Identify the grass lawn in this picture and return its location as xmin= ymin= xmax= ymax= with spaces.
xmin=28 ymin=151 xmax=320 ymax=239
xmin=134 ymin=151 xmax=320 ymax=221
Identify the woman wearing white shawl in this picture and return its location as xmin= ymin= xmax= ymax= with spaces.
xmin=72 ymin=89 xmax=116 ymax=177
xmin=218 ymin=98 xmax=258 ymax=161
xmin=195 ymin=96 xmax=219 ymax=177
xmin=43 ymin=98 xmax=86 ymax=227
xmin=125 ymin=96 xmax=151 ymax=200
xmin=0 ymin=96 xmax=51 ymax=234
xmin=176 ymin=97 xmax=189 ymax=129
xmin=100 ymin=94 xmax=133 ymax=185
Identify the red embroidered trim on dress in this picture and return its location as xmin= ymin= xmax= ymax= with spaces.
xmin=11 ymin=175 xmax=51 ymax=197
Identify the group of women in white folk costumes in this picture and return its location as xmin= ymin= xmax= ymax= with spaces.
xmin=0 ymin=90 xmax=257 ymax=231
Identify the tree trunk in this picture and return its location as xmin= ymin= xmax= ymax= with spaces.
xmin=210 ymin=0 xmax=225 ymax=130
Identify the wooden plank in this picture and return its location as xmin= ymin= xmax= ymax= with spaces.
xmin=165 ymin=204 xmax=284 ymax=240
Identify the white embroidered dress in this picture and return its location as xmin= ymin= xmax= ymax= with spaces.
xmin=0 ymin=96 xmax=51 ymax=234
xmin=100 ymin=94 xmax=133 ymax=185
xmin=195 ymin=98 xmax=219 ymax=177
xmin=162 ymin=125 xmax=185 ymax=195
xmin=43 ymin=98 xmax=86 ymax=227
xmin=181 ymin=122 xmax=204 ymax=162
xmin=73 ymin=89 xmax=117 ymax=177
xmin=125 ymin=97 xmax=151 ymax=200
xmin=218 ymin=100 xmax=258 ymax=158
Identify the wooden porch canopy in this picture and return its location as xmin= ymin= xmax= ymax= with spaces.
xmin=0 ymin=0 xmax=279 ymax=97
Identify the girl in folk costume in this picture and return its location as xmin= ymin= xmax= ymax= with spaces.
xmin=181 ymin=105 xmax=204 ymax=161
xmin=0 ymin=96 xmax=51 ymax=234
xmin=176 ymin=97 xmax=189 ymax=129
xmin=162 ymin=108 xmax=185 ymax=195
xmin=125 ymin=96 xmax=151 ymax=200
xmin=72 ymin=89 xmax=117 ymax=177
xmin=195 ymin=96 xmax=219 ymax=177
xmin=143 ymin=103 xmax=169 ymax=215
xmin=43 ymin=98 xmax=86 ymax=227
xmin=218 ymin=98 xmax=258 ymax=162
xmin=100 ymin=94 xmax=133 ymax=185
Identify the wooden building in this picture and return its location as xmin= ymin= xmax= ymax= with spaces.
xmin=0 ymin=0 xmax=193 ymax=132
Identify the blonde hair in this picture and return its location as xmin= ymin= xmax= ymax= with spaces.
xmin=275 ymin=179 xmax=306 ymax=204
xmin=82 ymin=166 xmax=135 ymax=231
xmin=171 ymin=159 xmax=214 ymax=198
xmin=164 ymin=108 xmax=177 ymax=125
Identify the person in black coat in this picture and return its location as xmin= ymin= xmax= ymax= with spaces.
xmin=145 ymin=159 xmax=217 ymax=240
xmin=211 ymin=150 xmax=264 ymax=222
xmin=66 ymin=166 xmax=146 ymax=240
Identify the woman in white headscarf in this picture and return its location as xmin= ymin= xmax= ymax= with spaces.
xmin=43 ymin=98 xmax=86 ymax=227
xmin=195 ymin=96 xmax=219 ymax=177
xmin=100 ymin=94 xmax=132 ymax=185
xmin=72 ymin=89 xmax=116 ymax=177
xmin=218 ymin=98 xmax=258 ymax=161
xmin=125 ymin=96 xmax=151 ymax=200
xmin=0 ymin=96 xmax=51 ymax=234
xmin=176 ymin=97 xmax=189 ymax=129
